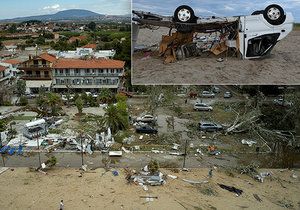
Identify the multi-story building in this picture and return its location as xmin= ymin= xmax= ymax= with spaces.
xmin=19 ymin=53 xmax=57 ymax=93
xmin=52 ymin=58 xmax=125 ymax=92
xmin=0 ymin=65 xmax=11 ymax=85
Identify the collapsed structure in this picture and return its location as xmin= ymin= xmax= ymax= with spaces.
xmin=132 ymin=4 xmax=293 ymax=63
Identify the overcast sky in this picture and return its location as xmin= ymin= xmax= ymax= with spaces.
xmin=0 ymin=0 xmax=131 ymax=19
xmin=133 ymin=0 xmax=300 ymax=22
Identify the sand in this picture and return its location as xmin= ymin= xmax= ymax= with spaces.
xmin=132 ymin=28 xmax=300 ymax=85
xmin=0 ymin=167 xmax=299 ymax=210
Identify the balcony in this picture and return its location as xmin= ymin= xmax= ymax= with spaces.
xmin=20 ymin=64 xmax=51 ymax=70
xmin=21 ymin=75 xmax=52 ymax=80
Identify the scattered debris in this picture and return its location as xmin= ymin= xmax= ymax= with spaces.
xmin=253 ymin=194 xmax=262 ymax=202
xmin=0 ymin=167 xmax=9 ymax=175
xmin=216 ymin=58 xmax=224 ymax=62
xmin=254 ymin=172 xmax=272 ymax=183
xmin=182 ymin=179 xmax=208 ymax=184
xmin=121 ymin=147 xmax=131 ymax=153
xmin=167 ymin=175 xmax=178 ymax=179
xmin=109 ymin=151 xmax=122 ymax=157
xmin=112 ymin=170 xmax=119 ymax=176
xmin=241 ymin=139 xmax=257 ymax=147
xmin=218 ymin=183 xmax=243 ymax=196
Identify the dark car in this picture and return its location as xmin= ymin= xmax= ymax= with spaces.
xmin=136 ymin=125 xmax=158 ymax=134
xmin=199 ymin=121 xmax=223 ymax=132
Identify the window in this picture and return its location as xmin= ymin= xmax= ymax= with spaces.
xmin=59 ymin=69 xmax=63 ymax=75
xmin=98 ymin=69 xmax=103 ymax=74
xmin=85 ymin=69 xmax=90 ymax=74
xmin=75 ymin=69 xmax=80 ymax=75
xmin=44 ymin=71 xmax=49 ymax=78
xmin=55 ymin=69 xmax=58 ymax=75
xmin=65 ymin=69 xmax=69 ymax=75
xmin=56 ymin=79 xmax=60 ymax=85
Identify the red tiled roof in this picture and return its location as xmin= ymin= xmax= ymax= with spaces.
xmin=53 ymin=58 xmax=125 ymax=69
xmin=82 ymin=43 xmax=97 ymax=49
xmin=39 ymin=53 xmax=57 ymax=63
xmin=68 ymin=35 xmax=87 ymax=43
xmin=0 ymin=65 xmax=7 ymax=72
xmin=3 ymin=59 xmax=21 ymax=65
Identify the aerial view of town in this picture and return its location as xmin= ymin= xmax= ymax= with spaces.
xmin=0 ymin=0 xmax=300 ymax=210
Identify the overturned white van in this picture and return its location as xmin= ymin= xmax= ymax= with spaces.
xmin=133 ymin=4 xmax=293 ymax=62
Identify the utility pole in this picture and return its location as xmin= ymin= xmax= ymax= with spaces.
xmin=80 ymin=132 xmax=84 ymax=166
xmin=36 ymin=131 xmax=41 ymax=166
xmin=182 ymin=137 xmax=188 ymax=169
xmin=182 ymin=129 xmax=189 ymax=169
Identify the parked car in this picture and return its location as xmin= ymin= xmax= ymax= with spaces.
xmin=136 ymin=125 xmax=158 ymax=134
xmin=201 ymin=91 xmax=215 ymax=98
xmin=194 ymin=103 xmax=213 ymax=111
xmin=136 ymin=114 xmax=157 ymax=123
xmin=224 ymin=91 xmax=232 ymax=98
xmin=199 ymin=121 xmax=223 ymax=132
xmin=212 ymin=86 xmax=220 ymax=93
xmin=273 ymin=98 xmax=293 ymax=107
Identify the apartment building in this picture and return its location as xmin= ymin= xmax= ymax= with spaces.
xmin=19 ymin=53 xmax=57 ymax=93
xmin=52 ymin=58 xmax=125 ymax=92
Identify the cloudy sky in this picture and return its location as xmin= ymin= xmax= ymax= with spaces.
xmin=133 ymin=0 xmax=300 ymax=22
xmin=0 ymin=0 xmax=131 ymax=19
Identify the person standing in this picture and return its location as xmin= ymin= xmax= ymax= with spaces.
xmin=59 ymin=200 xmax=64 ymax=210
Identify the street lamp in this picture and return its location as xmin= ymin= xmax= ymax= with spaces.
xmin=36 ymin=131 xmax=41 ymax=166
xmin=182 ymin=129 xmax=189 ymax=169
xmin=80 ymin=131 xmax=84 ymax=166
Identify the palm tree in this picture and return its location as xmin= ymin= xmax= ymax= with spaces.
xmin=47 ymin=93 xmax=63 ymax=116
xmin=102 ymin=104 xmax=128 ymax=133
xmin=98 ymin=88 xmax=113 ymax=104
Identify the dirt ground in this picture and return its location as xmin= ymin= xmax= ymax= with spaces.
xmin=0 ymin=167 xmax=299 ymax=210
xmin=132 ymin=28 xmax=300 ymax=85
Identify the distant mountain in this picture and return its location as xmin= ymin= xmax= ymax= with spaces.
xmin=0 ymin=9 xmax=105 ymax=22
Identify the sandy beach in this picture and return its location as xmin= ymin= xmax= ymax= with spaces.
xmin=0 ymin=167 xmax=299 ymax=210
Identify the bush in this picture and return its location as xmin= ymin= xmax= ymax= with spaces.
xmin=19 ymin=96 xmax=28 ymax=106
xmin=148 ymin=160 xmax=159 ymax=173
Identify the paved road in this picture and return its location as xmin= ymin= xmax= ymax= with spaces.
xmin=0 ymin=151 xmax=239 ymax=169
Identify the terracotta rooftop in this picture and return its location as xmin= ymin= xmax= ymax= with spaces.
xmin=3 ymin=59 xmax=21 ymax=65
xmin=68 ymin=35 xmax=87 ymax=43
xmin=39 ymin=53 xmax=57 ymax=63
xmin=53 ymin=58 xmax=125 ymax=69
xmin=0 ymin=65 xmax=7 ymax=72
xmin=82 ymin=43 xmax=97 ymax=49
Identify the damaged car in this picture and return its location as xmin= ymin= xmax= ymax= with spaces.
xmin=133 ymin=4 xmax=293 ymax=63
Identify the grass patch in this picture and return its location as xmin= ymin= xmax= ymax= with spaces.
xmin=12 ymin=115 xmax=36 ymax=121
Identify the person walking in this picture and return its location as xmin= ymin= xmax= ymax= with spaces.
xmin=59 ymin=200 xmax=64 ymax=210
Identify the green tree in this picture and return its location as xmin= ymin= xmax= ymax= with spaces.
xmin=36 ymin=92 xmax=62 ymax=116
xmin=75 ymin=97 xmax=84 ymax=115
xmin=8 ymin=24 xmax=17 ymax=33
xmin=19 ymin=96 xmax=28 ymax=106
xmin=87 ymin=21 xmax=96 ymax=31
xmin=102 ymin=103 xmax=128 ymax=133
xmin=16 ymin=80 xmax=26 ymax=96
xmin=98 ymin=89 xmax=113 ymax=104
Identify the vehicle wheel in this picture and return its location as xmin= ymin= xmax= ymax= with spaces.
xmin=263 ymin=4 xmax=286 ymax=25
xmin=174 ymin=5 xmax=196 ymax=23
xmin=251 ymin=10 xmax=264 ymax=15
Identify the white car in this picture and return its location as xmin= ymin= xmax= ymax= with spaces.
xmin=136 ymin=114 xmax=157 ymax=123
xmin=201 ymin=91 xmax=215 ymax=98
xmin=194 ymin=103 xmax=213 ymax=111
xmin=273 ymin=98 xmax=293 ymax=107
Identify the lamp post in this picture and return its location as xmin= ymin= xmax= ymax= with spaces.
xmin=182 ymin=129 xmax=189 ymax=169
xmin=36 ymin=131 xmax=41 ymax=166
xmin=80 ymin=131 xmax=84 ymax=166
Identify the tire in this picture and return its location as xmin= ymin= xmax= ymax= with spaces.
xmin=263 ymin=4 xmax=286 ymax=25
xmin=174 ymin=5 xmax=196 ymax=23
xmin=251 ymin=10 xmax=264 ymax=15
